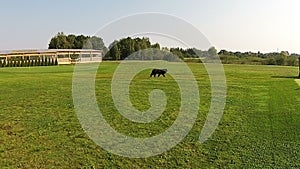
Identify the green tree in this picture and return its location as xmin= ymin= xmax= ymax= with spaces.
xmin=275 ymin=56 xmax=285 ymax=65
xmin=74 ymin=35 xmax=88 ymax=49
xmin=49 ymin=33 xmax=107 ymax=51
xmin=83 ymin=39 xmax=93 ymax=49
xmin=140 ymin=37 xmax=151 ymax=49
xmin=48 ymin=36 xmax=58 ymax=49
xmin=118 ymin=37 xmax=134 ymax=59
xmin=48 ymin=32 xmax=70 ymax=49
xmin=89 ymin=36 xmax=107 ymax=50
xmin=66 ymin=34 xmax=76 ymax=49
xmin=111 ymin=44 xmax=121 ymax=60
xmin=105 ymin=37 xmax=161 ymax=60
xmin=208 ymin=46 xmax=218 ymax=58
xmin=151 ymin=43 xmax=160 ymax=49
xmin=170 ymin=48 xmax=184 ymax=60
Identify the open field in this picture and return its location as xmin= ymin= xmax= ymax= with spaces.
xmin=0 ymin=62 xmax=300 ymax=168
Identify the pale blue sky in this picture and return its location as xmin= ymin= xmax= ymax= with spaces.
xmin=0 ymin=0 xmax=299 ymax=53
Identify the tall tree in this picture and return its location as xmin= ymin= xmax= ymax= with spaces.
xmin=48 ymin=32 xmax=69 ymax=49
xmin=74 ymin=35 xmax=88 ymax=49
xmin=111 ymin=44 xmax=121 ymax=60
xmin=49 ymin=32 xmax=107 ymax=50
xmin=151 ymin=43 xmax=160 ymax=49
xmin=66 ymin=34 xmax=76 ymax=49
xmin=208 ymin=46 xmax=218 ymax=58
xmin=83 ymin=39 xmax=93 ymax=49
xmin=89 ymin=36 xmax=106 ymax=50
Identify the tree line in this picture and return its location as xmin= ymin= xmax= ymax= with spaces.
xmin=47 ymin=33 xmax=218 ymax=61
xmin=1 ymin=33 xmax=298 ymax=68
xmin=46 ymin=32 xmax=299 ymax=66
xmin=103 ymin=37 xmax=218 ymax=61
xmin=218 ymin=50 xmax=300 ymax=66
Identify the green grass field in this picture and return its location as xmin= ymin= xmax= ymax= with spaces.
xmin=0 ymin=62 xmax=300 ymax=168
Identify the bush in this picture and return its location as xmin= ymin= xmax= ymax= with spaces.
xmin=34 ymin=59 xmax=37 ymax=66
xmin=264 ymin=58 xmax=276 ymax=65
xmin=220 ymin=55 xmax=240 ymax=64
xmin=286 ymin=57 xmax=298 ymax=66
xmin=8 ymin=59 xmax=12 ymax=67
xmin=184 ymin=58 xmax=203 ymax=63
xmin=42 ymin=58 xmax=45 ymax=66
xmin=55 ymin=58 xmax=58 ymax=65
xmin=20 ymin=58 xmax=24 ymax=67
xmin=37 ymin=58 xmax=41 ymax=66
xmin=26 ymin=59 xmax=29 ymax=67
xmin=48 ymin=58 xmax=51 ymax=66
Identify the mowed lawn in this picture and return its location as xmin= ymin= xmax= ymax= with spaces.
xmin=0 ymin=62 xmax=299 ymax=168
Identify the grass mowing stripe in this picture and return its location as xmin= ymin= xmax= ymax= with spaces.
xmin=268 ymin=79 xmax=300 ymax=167
xmin=295 ymin=79 xmax=300 ymax=86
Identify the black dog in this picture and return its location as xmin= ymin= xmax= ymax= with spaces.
xmin=150 ymin=69 xmax=168 ymax=77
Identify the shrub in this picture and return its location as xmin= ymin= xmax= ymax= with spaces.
xmin=184 ymin=58 xmax=203 ymax=63
xmin=26 ymin=58 xmax=29 ymax=67
xmin=55 ymin=58 xmax=58 ymax=65
xmin=33 ymin=59 xmax=37 ymax=66
xmin=37 ymin=58 xmax=41 ymax=66
xmin=42 ymin=57 xmax=45 ymax=66
xmin=48 ymin=58 xmax=51 ymax=66
xmin=8 ymin=59 xmax=12 ymax=67
xmin=20 ymin=58 xmax=24 ymax=67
